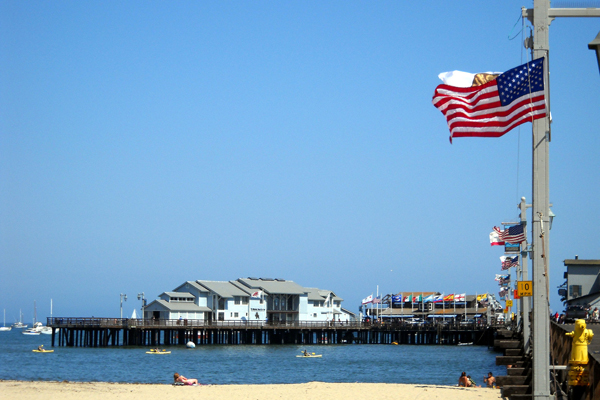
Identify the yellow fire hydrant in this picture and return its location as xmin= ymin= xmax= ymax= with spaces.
xmin=565 ymin=319 xmax=594 ymax=386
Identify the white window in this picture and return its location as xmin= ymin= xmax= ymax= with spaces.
xmin=234 ymin=296 xmax=241 ymax=305
xmin=234 ymin=312 xmax=239 ymax=318
xmin=313 ymin=313 xmax=317 ymax=317
xmin=242 ymin=297 xmax=249 ymax=305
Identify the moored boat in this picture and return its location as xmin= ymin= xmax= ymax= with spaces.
xmin=0 ymin=310 xmax=11 ymax=331
xmin=13 ymin=309 xmax=28 ymax=329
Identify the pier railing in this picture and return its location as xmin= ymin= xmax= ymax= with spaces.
xmin=47 ymin=317 xmax=489 ymax=331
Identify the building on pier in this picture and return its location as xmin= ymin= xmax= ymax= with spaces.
xmin=561 ymin=258 xmax=600 ymax=310
xmin=366 ymin=292 xmax=497 ymax=322
xmin=143 ymin=277 xmax=356 ymax=324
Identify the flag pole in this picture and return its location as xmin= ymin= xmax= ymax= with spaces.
xmin=376 ymin=286 xmax=379 ymax=321
xmin=401 ymin=292 xmax=403 ymax=317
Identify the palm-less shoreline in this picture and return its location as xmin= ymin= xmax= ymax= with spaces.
xmin=1 ymin=380 xmax=502 ymax=400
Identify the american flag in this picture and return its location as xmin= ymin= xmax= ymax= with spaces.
xmin=432 ymin=58 xmax=546 ymax=142
xmin=495 ymin=274 xmax=511 ymax=286
xmin=494 ymin=224 xmax=525 ymax=244
xmin=499 ymin=287 xmax=509 ymax=299
xmin=500 ymin=255 xmax=520 ymax=270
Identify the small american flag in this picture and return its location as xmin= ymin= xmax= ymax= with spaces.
xmin=500 ymin=255 xmax=519 ymax=270
xmin=433 ymin=58 xmax=546 ymax=143
xmin=494 ymin=224 xmax=525 ymax=244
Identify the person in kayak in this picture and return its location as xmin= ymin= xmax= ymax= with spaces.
xmin=303 ymin=350 xmax=309 ymax=356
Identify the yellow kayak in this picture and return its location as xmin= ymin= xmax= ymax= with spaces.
xmin=146 ymin=350 xmax=171 ymax=354
xmin=32 ymin=349 xmax=54 ymax=353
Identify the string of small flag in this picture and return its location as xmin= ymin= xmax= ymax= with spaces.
xmin=489 ymin=223 xmax=525 ymax=302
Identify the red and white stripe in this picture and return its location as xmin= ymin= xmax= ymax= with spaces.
xmin=432 ymin=81 xmax=546 ymax=141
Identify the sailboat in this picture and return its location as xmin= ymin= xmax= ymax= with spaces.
xmin=40 ymin=299 xmax=55 ymax=334
xmin=22 ymin=302 xmax=41 ymax=335
xmin=12 ymin=309 xmax=27 ymax=329
xmin=0 ymin=309 xmax=11 ymax=331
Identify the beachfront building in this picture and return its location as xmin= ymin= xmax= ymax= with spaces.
xmin=143 ymin=277 xmax=356 ymax=323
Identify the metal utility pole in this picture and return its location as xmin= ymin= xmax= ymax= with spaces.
xmin=120 ymin=293 xmax=127 ymax=319
xmin=522 ymin=2 xmax=600 ymax=398
xmin=137 ymin=292 xmax=146 ymax=319
xmin=519 ymin=197 xmax=532 ymax=355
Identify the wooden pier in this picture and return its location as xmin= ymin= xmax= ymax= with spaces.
xmin=48 ymin=317 xmax=495 ymax=347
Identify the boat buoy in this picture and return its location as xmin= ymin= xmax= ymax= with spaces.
xmin=186 ymin=341 xmax=196 ymax=348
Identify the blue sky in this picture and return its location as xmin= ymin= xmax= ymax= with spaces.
xmin=1 ymin=1 xmax=598 ymax=322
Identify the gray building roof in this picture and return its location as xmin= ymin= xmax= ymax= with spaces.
xmin=305 ymin=288 xmax=325 ymax=301
xmin=341 ymin=308 xmax=356 ymax=318
xmin=564 ymin=259 xmax=600 ymax=266
xmin=318 ymin=289 xmax=343 ymax=302
xmin=237 ymin=277 xmax=308 ymax=295
xmin=197 ymin=280 xmax=250 ymax=298
xmin=304 ymin=288 xmax=343 ymax=301
xmin=173 ymin=281 xmax=210 ymax=293
xmin=148 ymin=300 xmax=211 ymax=312
xmin=162 ymin=292 xmax=195 ymax=298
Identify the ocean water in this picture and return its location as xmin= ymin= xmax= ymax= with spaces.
xmin=0 ymin=329 xmax=505 ymax=386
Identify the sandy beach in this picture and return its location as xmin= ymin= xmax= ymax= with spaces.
xmin=0 ymin=380 xmax=502 ymax=400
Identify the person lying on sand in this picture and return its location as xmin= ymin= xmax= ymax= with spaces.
xmin=458 ymin=372 xmax=471 ymax=387
xmin=173 ymin=372 xmax=199 ymax=386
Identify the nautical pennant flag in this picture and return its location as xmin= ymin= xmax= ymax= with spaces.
xmin=500 ymin=255 xmax=520 ymax=270
xmin=432 ymin=58 xmax=546 ymax=143
xmin=476 ymin=293 xmax=488 ymax=302
xmin=494 ymin=224 xmax=525 ymax=244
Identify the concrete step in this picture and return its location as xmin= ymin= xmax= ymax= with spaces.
xmin=501 ymin=385 xmax=531 ymax=396
xmin=505 ymin=348 xmax=523 ymax=356
xmin=496 ymin=329 xmax=518 ymax=338
xmin=494 ymin=340 xmax=522 ymax=349
xmin=496 ymin=375 xmax=530 ymax=386
xmin=496 ymin=356 xmax=524 ymax=365
xmin=507 ymin=367 xmax=529 ymax=376
xmin=508 ymin=394 xmax=532 ymax=400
